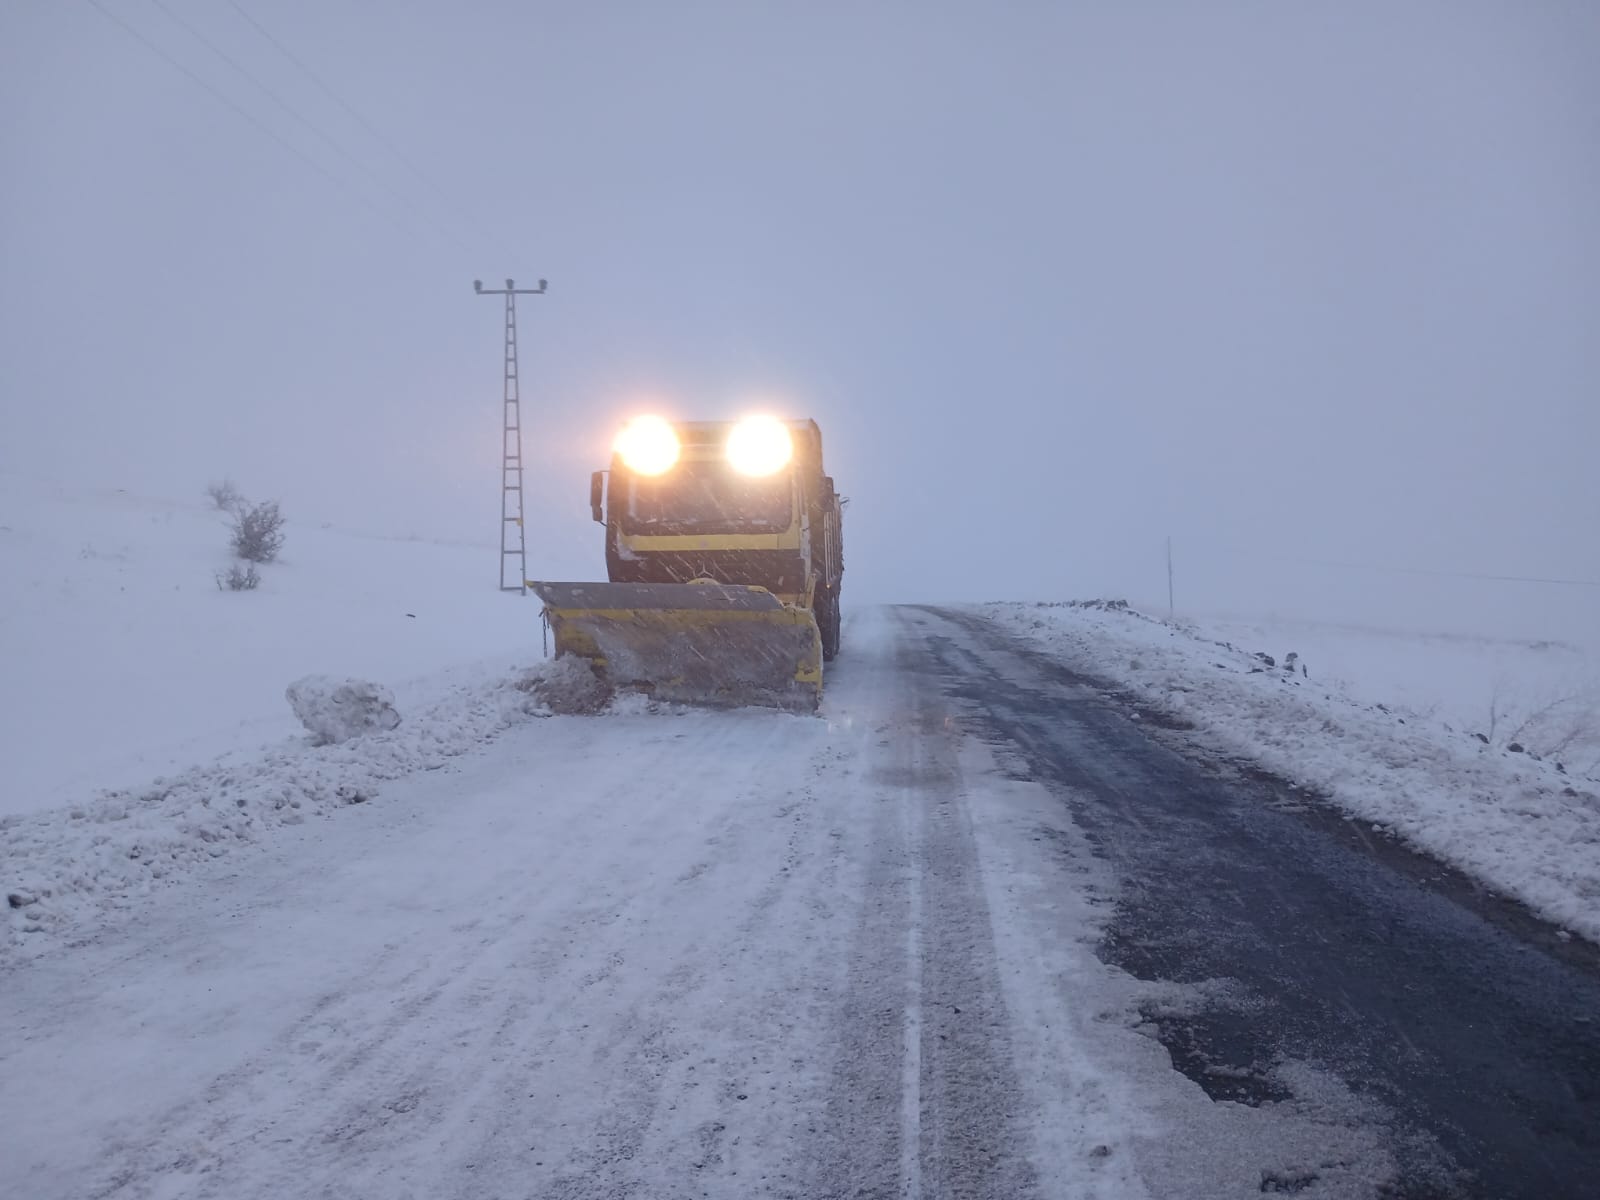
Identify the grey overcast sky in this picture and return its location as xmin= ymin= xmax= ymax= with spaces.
xmin=2 ymin=1 xmax=1596 ymax=638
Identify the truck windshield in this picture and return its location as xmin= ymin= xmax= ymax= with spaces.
xmin=624 ymin=461 xmax=793 ymax=533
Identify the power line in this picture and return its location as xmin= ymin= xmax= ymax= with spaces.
xmin=224 ymin=0 xmax=505 ymax=253
xmin=83 ymin=0 xmax=394 ymax=222
xmin=137 ymin=0 xmax=472 ymax=254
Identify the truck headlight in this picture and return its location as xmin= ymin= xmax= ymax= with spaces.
xmin=615 ymin=415 xmax=680 ymax=475
xmin=726 ymin=415 xmax=793 ymax=476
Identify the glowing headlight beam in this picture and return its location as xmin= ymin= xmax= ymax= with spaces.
xmin=614 ymin=415 xmax=680 ymax=476
xmin=726 ymin=415 xmax=793 ymax=476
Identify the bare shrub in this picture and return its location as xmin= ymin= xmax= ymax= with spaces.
xmin=231 ymin=500 xmax=285 ymax=563
xmin=1508 ymin=689 xmax=1600 ymax=763
xmin=1476 ymin=678 xmax=1600 ymax=779
xmin=206 ymin=479 xmax=246 ymax=514
xmin=216 ymin=562 xmax=261 ymax=591
xmin=1484 ymin=676 xmax=1508 ymax=746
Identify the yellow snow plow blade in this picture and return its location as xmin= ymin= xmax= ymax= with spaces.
xmin=530 ymin=581 xmax=823 ymax=712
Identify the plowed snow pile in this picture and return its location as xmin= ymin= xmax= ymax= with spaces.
xmin=979 ymin=600 xmax=1600 ymax=943
xmin=0 ymin=658 xmax=628 ymax=962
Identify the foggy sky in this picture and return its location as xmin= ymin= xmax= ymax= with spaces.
xmin=3 ymin=1 xmax=1596 ymax=640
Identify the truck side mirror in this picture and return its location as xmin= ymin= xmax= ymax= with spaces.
xmin=590 ymin=470 xmax=605 ymax=524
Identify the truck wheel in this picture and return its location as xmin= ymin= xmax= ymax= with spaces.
xmin=818 ymin=588 xmax=841 ymax=662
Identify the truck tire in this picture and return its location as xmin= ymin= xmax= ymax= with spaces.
xmin=818 ymin=587 xmax=841 ymax=662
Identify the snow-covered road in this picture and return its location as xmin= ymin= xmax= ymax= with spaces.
xmin=4 ymin=608 xmax=1595 ymax=1198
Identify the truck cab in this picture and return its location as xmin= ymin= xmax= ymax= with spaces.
xmin=590 ymin=416 xmax=844 ymax=659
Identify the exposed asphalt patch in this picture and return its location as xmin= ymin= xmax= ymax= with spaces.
xmin=930 ymin=605 xmax=1600 ymax=975
xmin=907 ymin=605 xmax=1600 ymax=1200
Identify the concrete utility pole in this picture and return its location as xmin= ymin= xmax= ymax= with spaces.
xmin=1167 ymin=536 xmax=1175 ymax=617
xmin=474 ymin=277 xmax=547 ymax=593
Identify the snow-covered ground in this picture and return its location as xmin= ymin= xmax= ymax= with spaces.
xmin=4 ymin=480 xmax=1593 ymax=1195
xmin=3 ymin=608 xmax=1439 ymax=1200
xmin=0 ymin=478 xmax=569 ymax=959
xmin=0 ymin=476 xmax=540 ymax=818
xmin=978 ymin=600 xmax=1600 ymax=944
xmin=6 ymin=483 xmax=1596 ymax=960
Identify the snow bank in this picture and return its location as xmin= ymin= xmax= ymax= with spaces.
xmin=515 ymin=654 xmax=614 ymax=715
xmin=979 ymin=600 xmax=1600 ymax=944
xmin=0 ymin=657 xmax=631 ymax=964
xmin=285 ymin=676 xmax=403 ymax=744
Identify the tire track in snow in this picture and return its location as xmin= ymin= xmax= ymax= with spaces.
xmin=436 ymin=729 xmax=849 ymax=1198
xmin=798 ymin=613 xmax=1039 ymax=1199
xmin=289 ymin=715 xmax=817 ymax=1200
xmin=63 ymin=716 xmax=814 ymax=1200
xmin=899 ymin=770 xmax=924 ymax=1200
xmin=898 ymin=621 xmax=1041 ymax=1200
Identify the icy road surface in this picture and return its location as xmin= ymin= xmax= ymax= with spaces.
xmin=4 ymin=609 xmax=1598 ymax=1198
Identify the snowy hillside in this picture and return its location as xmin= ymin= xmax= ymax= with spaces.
xmin=1 ymin=477 xmax=543 ymax=817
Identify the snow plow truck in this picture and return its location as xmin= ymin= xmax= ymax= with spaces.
xmin=531 ymin=414 xmax=844 ymax=712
